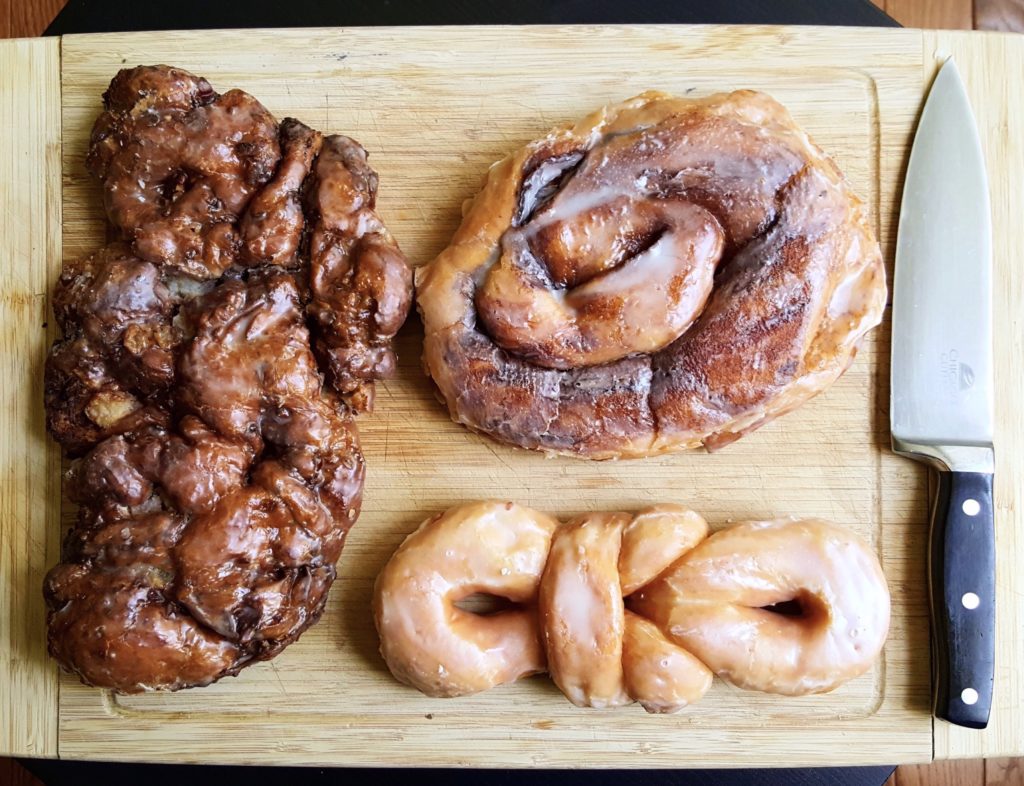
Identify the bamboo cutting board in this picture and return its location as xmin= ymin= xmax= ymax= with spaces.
xmin=2 ymin=24 xmax=1023 ymax=768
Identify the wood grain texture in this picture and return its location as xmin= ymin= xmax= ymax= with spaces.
xmin=0 ymin=0 xmax=66 ymax=39
xmin=986 ymin=758 xmax=1024 ymax=784
xmin=8 ymin=0 xmax=64 ymax=37
xmin=55 ymin=24 xmax=931 ymax=767
xmin=976 ymin=0 xmax=1024 ymax=31
xmin=885 ymin=0 xmax=974 ymax=27
xmin=893 ymin=759 xmax=986 ymax=786
xmin=0 ymin=758 xmax=44 ymax=786
xmin=870 ymin=0 xmax=974 ymax=29
xmin=887 ymin=758 xmax=1024 ymax=786
xmin=0 ymin=37 xmax=61 ymax=759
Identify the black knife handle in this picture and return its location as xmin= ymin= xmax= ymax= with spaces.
xmin=930 ymin=469 xmax=995 ymax=729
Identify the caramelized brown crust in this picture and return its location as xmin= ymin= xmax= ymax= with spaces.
xmin=239 ymin=118 xmax=324 ymax=269
xmin=88 ymin=66 xmax=280 ymax=279
xmin=44 ymin=243 xmax=178 ymax=455
xmin=416 ymin=91 xmax=886 ymax=458
xmin=305 ymin=135 xmax=414 ymax=412
xmin=44 ymin=65 xmax=411 ymax=692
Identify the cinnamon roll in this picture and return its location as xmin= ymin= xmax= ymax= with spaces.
xmin=416 ymin=91 xmax=885 ymax=458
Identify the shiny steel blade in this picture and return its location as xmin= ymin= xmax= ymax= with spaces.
xmin=891 ymin=58 xmax=994 ymax=471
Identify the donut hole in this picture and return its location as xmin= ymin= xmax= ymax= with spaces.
xmin=759 ymin=591 xmax=828 ymax=624
xmin=761 ymin=599 xmax=803 ymax=617
xmin=160 ymin=169 xmax=192 ymax=204
xmin=454 ymin=592 xmax=521 ymax=616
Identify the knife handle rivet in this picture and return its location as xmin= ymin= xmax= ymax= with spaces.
xmin=962 ymin=498 xmax=981 ymax=517
xmin=961 ymin=688 xmax=980 ymax=705
xmin=962 ymin=592 xmax=980 ymax=610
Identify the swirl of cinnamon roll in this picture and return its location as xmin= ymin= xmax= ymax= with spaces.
xmin=416 ymin=91 xmax=885 ymax=458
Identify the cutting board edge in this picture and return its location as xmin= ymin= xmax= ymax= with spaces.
xmin=0 ymin=36 xmax=62 ymax=760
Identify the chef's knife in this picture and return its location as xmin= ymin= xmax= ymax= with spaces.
xmin=892 ymin=57 xmax=995 ymax=730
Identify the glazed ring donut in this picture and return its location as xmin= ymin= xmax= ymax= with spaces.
xmin=416 ymin=91 xmax=886 ymax=458
xmin=373 ymin=502 xmax=890 ymax=712
xmin=372 ymin=502 xmax=559 ymax=697
xmin=629 ymin=518 xmax=892 ymax=696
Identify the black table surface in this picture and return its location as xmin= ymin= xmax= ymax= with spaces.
xmin=46 ymin=0 xmax=896 ymax=34
xmin=30 ymin=2 xmax=899 ymax=785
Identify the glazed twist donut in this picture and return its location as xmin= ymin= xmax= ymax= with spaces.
xmin=416 ymin=91 xmax=886 ymax=458
xmin=373 ymin=502 xmax=890 ymax=713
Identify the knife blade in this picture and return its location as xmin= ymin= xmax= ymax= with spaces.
xmin=891 ymin=57 xmax=995 ymax=730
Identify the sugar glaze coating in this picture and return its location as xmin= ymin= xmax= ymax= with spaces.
xmin=374 ymin=502 xmax=890 ymax=712
xmin=416 ymin=91 xmax=886 ymax=458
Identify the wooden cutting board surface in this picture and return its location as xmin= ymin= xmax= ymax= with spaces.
xmin=2 ymin=23 xmax=1023 ymax=768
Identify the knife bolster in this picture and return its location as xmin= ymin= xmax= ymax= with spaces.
xmin=892 ymin=441 xmax=994 ymax=474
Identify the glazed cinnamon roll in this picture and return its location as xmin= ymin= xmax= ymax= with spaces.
xmin=416 ymin=91 xmax=886 ymax=458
